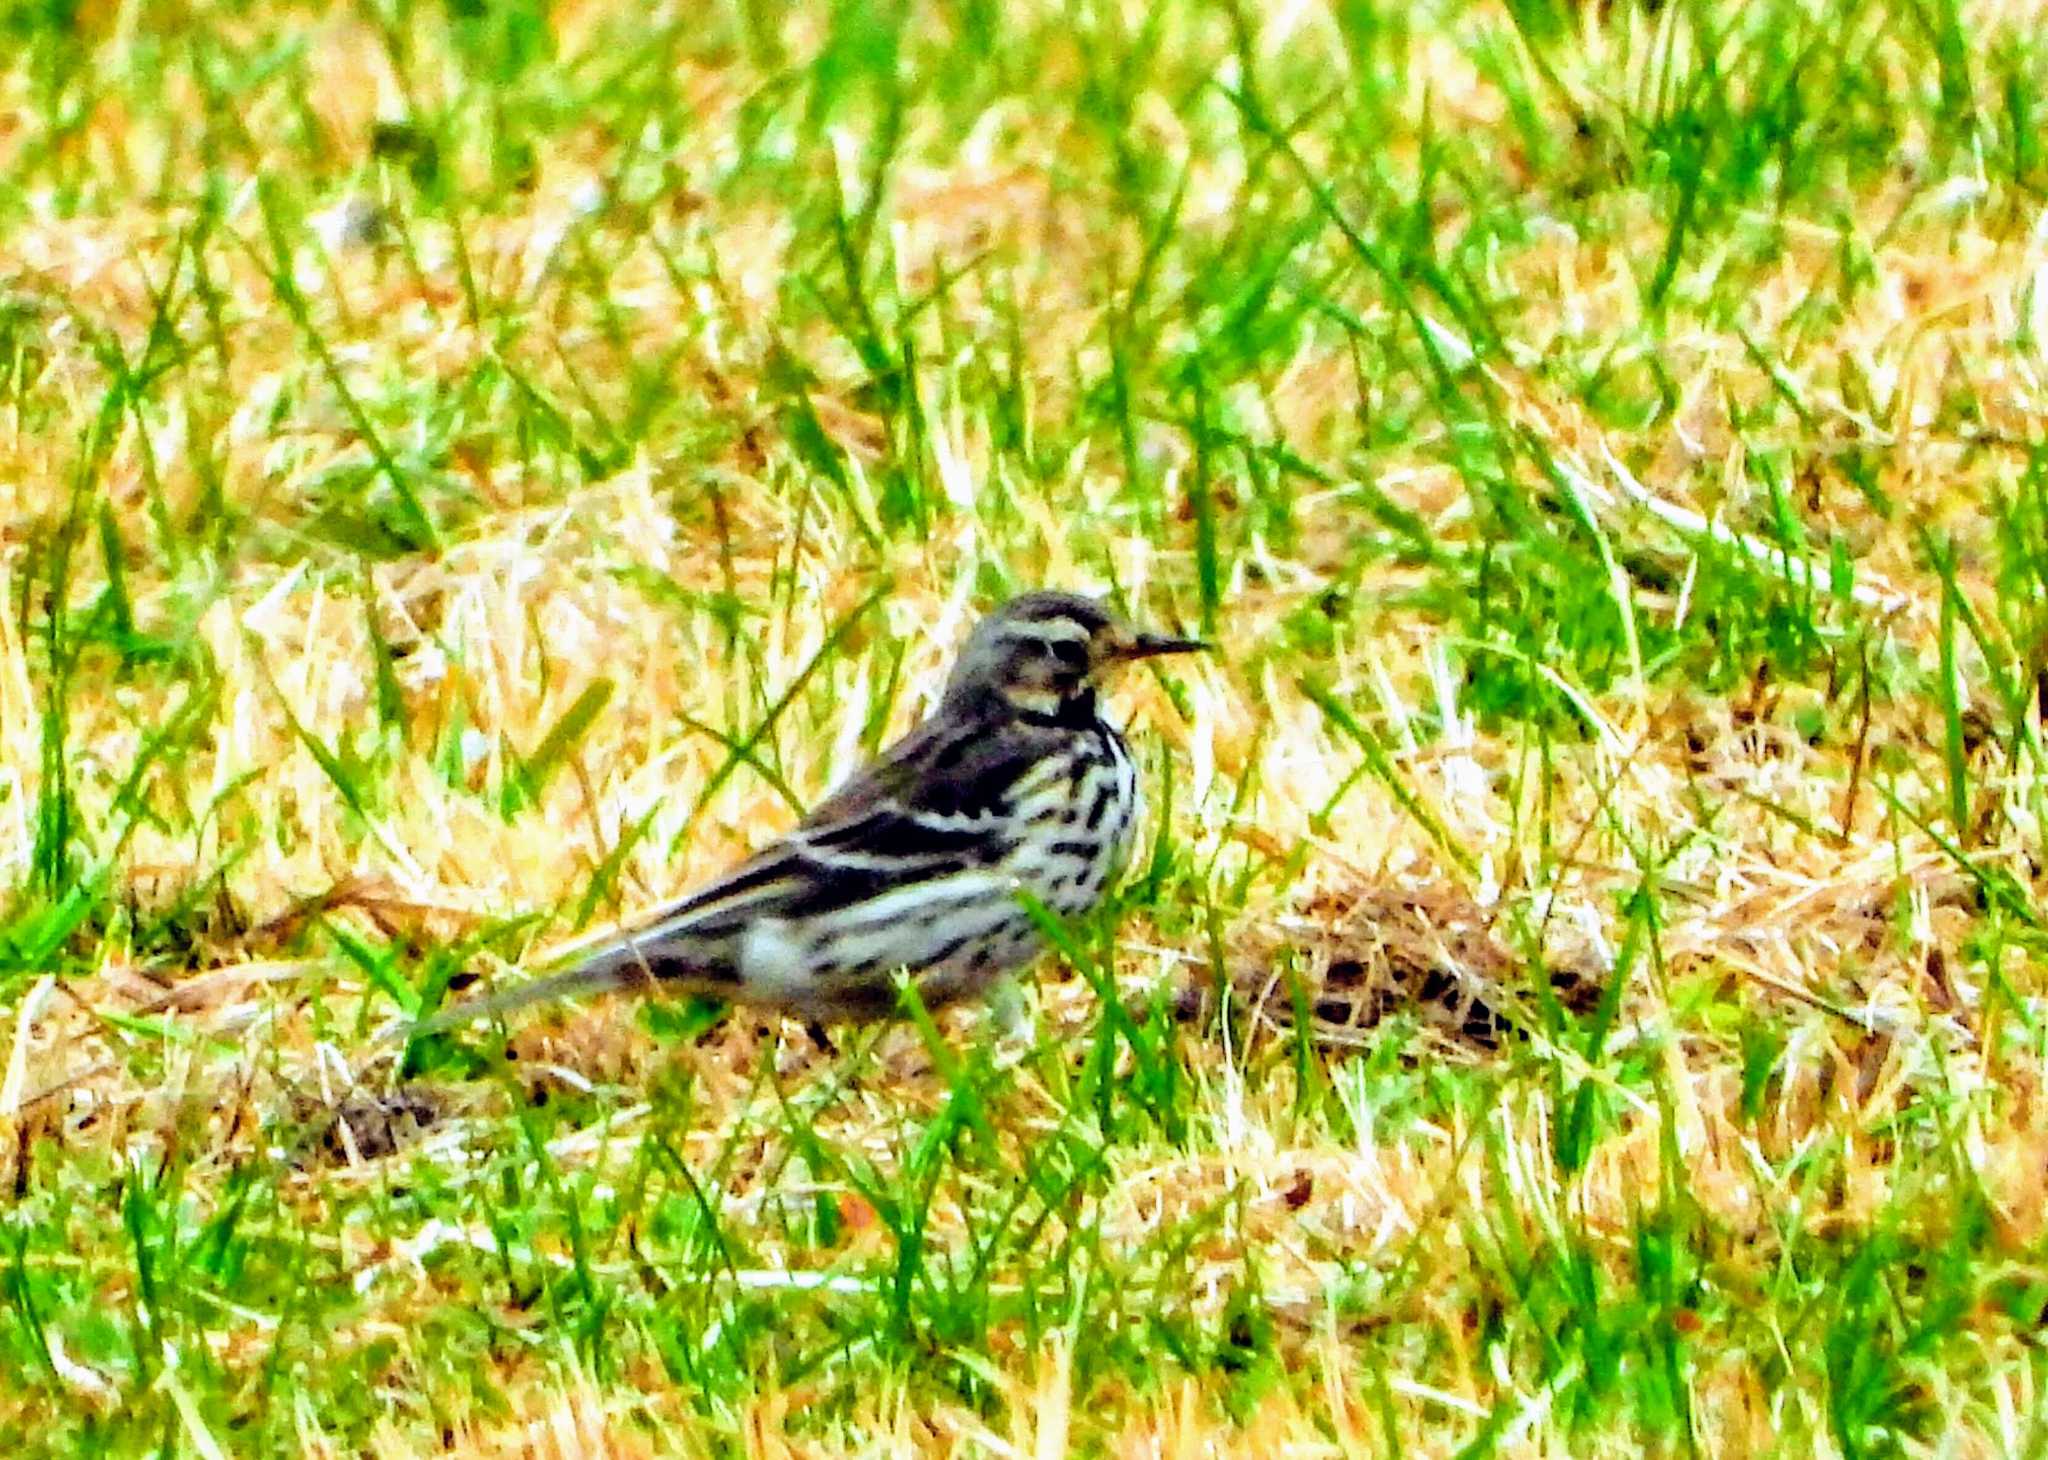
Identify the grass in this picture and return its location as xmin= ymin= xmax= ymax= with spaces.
xmin=2 ymin=0 xmax=2047 ymax=1452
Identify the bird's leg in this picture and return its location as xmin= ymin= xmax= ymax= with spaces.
xmin=803 ymin=1018 xmax=838 ymax=1056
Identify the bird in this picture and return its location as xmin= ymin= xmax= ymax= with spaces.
xmin=416 ymin=590 xmax=1207 ymax=1033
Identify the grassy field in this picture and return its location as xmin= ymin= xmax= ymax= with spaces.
xmin=3 ymin=0 xmax=2047 ymax=1453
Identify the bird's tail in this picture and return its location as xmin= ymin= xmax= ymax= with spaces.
xmin=403 ymin=963 xmax=638 ymax=1039
xmin=397 ymin=932 xmax=694 ymax=1042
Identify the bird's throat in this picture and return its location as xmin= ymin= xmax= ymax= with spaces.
xmin=1004 ymin=684 xmax=1100 ymax=728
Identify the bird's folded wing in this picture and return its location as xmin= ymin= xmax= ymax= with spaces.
xmin=612 ymin=714 xmax=1058 ymax=941
xmin=797 ymin=712 xmax=1058 ymax=835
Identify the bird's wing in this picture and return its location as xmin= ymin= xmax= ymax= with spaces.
xmin=602 ymin=708 xmax=1053 ymax=941
xmin=789 ymin=709 xmax=1060 ymax=865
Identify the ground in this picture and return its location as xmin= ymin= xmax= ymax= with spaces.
xmin=2 ymin=0 xmax=2047 ymax=1454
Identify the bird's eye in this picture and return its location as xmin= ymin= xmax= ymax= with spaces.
xmin=1046 ymin=638 xmax=1089 ymax=672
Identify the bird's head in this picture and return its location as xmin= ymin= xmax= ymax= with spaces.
xmin=945 ymin=590 xmax=1207 ymax=720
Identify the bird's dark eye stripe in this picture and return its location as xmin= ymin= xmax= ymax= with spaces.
xmin=1046 ymin=638 xmax=1088 ymax=669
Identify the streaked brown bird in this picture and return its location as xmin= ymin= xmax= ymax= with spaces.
xmin=423 ymin=591 xmax=1205 ymax=1030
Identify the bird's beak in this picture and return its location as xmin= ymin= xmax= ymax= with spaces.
xmin=1115 ymin=628 xmax=1211 ymax=660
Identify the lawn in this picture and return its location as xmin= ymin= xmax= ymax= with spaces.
xmin=3 ymin=0 xmax=2047 ymax=1453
